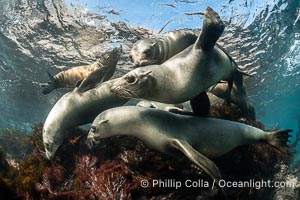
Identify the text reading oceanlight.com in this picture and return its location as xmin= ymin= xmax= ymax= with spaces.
xmin=140 ymin=179 xmax=296 ymax=190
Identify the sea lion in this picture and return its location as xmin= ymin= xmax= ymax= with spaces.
xmin=42 ymin=46 xmax=122 ymax=94
xmin=87 ymin=106 xmax=291 ymax=196
xmin=209 ymin=79 xmax=256 ymax=119
xmin=129 ymin=27 xmax=254 ymax=118
xmin=130 ymin=29 xmax=198 ymax=67
xmin=42 ymin=78 xmax=129 ymax=160
xmin=111 ymin=7 xmax=241 ymax=106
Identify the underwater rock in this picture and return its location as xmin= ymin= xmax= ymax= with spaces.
xmin=273 ymin=124 xmax=300 ymax=200
xmin=0 ymin=128 xmax=33 ymax=161
xmin=0 ymin=146 xmax=20 ymax=200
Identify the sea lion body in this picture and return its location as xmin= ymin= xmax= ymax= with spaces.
xmin=43 ymin=78 xmax=128 ymax=159
xmin=53 ymin=62 xmax=103 ymax=88
xmin=89 ymin=106 xmax=287 ymax=158
xmin=88 ymin=106 xmax=291 ymax=194
xmin=42 ymin=46 xmax=122 ymax=94
xmin=112 ymin=43 xmax=234 ymax=104
xmin=130 ymin=30 xmax=198 ymax=67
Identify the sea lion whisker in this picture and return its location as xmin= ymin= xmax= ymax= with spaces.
xmin=37 ymin=149 xmax=46 ymax=155
xmin=113 ymin=86 xmax=136 ymax=98
xmin=36 ymin=149 xmax=47 ymax=158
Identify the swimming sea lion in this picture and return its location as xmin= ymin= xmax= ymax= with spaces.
xmin=130 ymin=29 xmax=198 ymax=67
xmin=130 ymin=29 xmax=245 ymax=74
xmin=42 ymin=46 xmax=122 ymax=94
xmin=42 ymin=78 xmax=128 ymax=160
xmin=129 ymin=27 xmax=254 ymax=118
xmin=87 ymin=106 xmax=291 ymax=196
xmin=209 ymin=79 xmax=256 ymax=120
xmin=110 ymin=7 xmax=240 ymax=105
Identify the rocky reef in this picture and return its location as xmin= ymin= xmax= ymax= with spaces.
xmin=0 ymin=104 xmax=299 ymax=200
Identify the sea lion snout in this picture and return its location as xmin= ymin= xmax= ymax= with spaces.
xmin=45 ymin=152 xmax=54 ymax=160
xmin=86 ymin=134 xmax=96 ymax=149
xmin=110 ymin=85 xmax=135 ymax=98
xmin=133 ymin=62 xmax=141 ymax=67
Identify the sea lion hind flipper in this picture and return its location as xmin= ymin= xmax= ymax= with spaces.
xmin=190 ymin=91 xmax=210 ymax=116
xmin=266 ymin=129 xmax=293 ymax=153
xmin=47 ymin=70 xmax=55 ymax=82
xmin=42 ymin=71 xmax=56 ymax=94
xmin=170 ymin=139 xmax=227 ymax=198
xmin=77 ymin=66 xmax=112 ymax=93
xmin=195 ymin=7 xmax=225 ymax=50
xmin=42 ymin=83 xmax=55 ymax=94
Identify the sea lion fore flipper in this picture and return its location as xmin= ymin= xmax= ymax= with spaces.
xmin=170 ymin=139 xmax=221 ymax=180
xmin=167 ymin=108 xmax=196 ymax=116
xmin=190 ymin=91 xmax=210 ymax=116
xmin=195 ymin=7 xmax=225 ymax=51
xmin=77 ymin=66 xmax=112 ymax=93
xmin=75 ymin=80 xmax=83 ymax=87
xmin=170 ymin=139 xmax=227 ymax=198
xmin=226 ymin=79 xmax=233 ymax=105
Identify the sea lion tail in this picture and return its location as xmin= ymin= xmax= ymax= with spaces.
xmin=266 ymin=129 xmax=293 ymax=152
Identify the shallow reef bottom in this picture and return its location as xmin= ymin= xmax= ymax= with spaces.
xmin=0 ymin=103 xmax=299 ymax=200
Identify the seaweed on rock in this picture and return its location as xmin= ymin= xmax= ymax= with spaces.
xmin=0 ymin=128 xmax=33 ymax=161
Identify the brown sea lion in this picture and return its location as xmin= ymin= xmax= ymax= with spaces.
xmin=42 ymin=46 xmax=122 ymax=94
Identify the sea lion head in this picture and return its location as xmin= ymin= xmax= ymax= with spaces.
xmin=42 ymin=118 xmax=65 ymax=160
xmin=99 ymin=46 xmax=122 ymax=67
xmin=87 ymin=117 xmax=111 ymax=145
xmin=130 ymin=39 xmax=159 ymax=67
xmin=87 ymin=108 xmax=126 ymax=146
xmin=110 ymin=69 xmax=154 ymax=99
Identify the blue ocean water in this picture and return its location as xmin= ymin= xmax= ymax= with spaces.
xmin=0 ymin=0 xmax=299 ymax=160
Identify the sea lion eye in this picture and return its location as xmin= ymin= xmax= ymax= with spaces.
xmin=44 ymin=143 xmax=50 ymax=150
xmin=91 ymin=126 xmax=97 ymax=133
xmin=125 ymin=75 xmax=136 ymax=84
xmin=149 ymin=103 xmax=155 ymax=108
xmin=129 ymin=55 xmax=133 ymax=62
xmin=144 ymin=49 xmax=151 ymax=56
